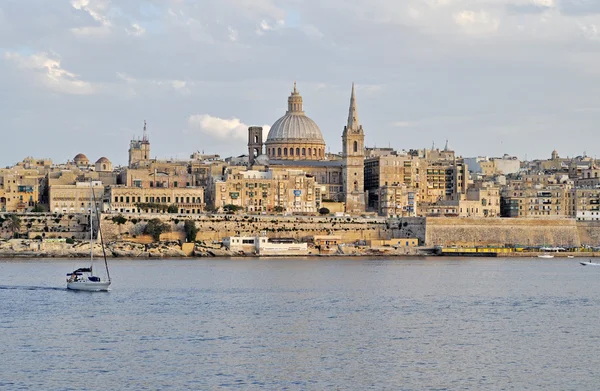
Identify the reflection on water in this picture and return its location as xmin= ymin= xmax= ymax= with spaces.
xmin=0 ymin=257 xmax=599 ymax=390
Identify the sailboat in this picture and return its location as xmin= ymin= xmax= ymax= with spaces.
xmin=580 ymin=260 xmax=600 ymax=266
xmin=66 ymin=181 xmax=111 ymax=291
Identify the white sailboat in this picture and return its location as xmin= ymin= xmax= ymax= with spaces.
xmin=66 ymin=182 xmax=111 ymax=291
xmin=580 ymin=260 xmax=600 ymax=266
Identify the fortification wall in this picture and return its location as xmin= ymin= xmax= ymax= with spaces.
xmin=99 ymin=214 xmax=396 ymax=244
xmin=425 ymin=217 xmax=582 ymax=247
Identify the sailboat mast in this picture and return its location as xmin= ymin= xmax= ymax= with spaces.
xmin=90 ymin=180 xmax=93 ymax=273
xmin=91 ymin=183 xmax=111 ymax=282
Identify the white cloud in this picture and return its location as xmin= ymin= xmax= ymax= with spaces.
xmin=5 ymin=52 xmax=96 ymax=95
xmin=187 ymin=114 xmax=270 ymax=141
xmin=228 ymin=26 xmax=239 ymax=42
xmin=126 ymin=23 xmax=146 ymax=37
xmin=70 ymin=0 xmax=112 ymax=36
xmin=454 ymin=10 xmax=500 ymax=34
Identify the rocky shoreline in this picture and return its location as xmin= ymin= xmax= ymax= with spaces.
xmin=0 ymin=239 xmax=423 ymax=259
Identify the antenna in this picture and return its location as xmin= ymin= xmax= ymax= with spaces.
xmin=143 ymin=120 xmax=148 ymax=142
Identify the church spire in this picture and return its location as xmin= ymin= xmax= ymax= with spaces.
xmin=347 ymin=82 xmax=360 ymax=132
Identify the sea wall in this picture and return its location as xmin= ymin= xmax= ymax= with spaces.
xmin=99 ymin=214 xmax=398 ymax=244
xmin=425 ymin=217 xmax=584 ymax=247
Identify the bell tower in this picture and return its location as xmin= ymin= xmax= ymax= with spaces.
xmin=128 ymin=120 xmax=151 ymax=168
xmin=342 ymin=83 xmax=365 ymax=214
xmin=248 ymin=126 xmax=263 ymax=166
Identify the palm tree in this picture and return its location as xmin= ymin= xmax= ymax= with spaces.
xmin=6 ymin=214 xmax=21 ymax=237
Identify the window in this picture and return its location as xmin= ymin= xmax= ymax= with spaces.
xmin=278 ymin=148 xmax=282 ymax=156
xmin=302 ymin=148 xmax=306 ymax=156
xmin=353 ymin=141 xmax=358 ymax=153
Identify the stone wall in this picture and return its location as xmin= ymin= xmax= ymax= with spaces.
xmin=425 ymin=217 xmax=582 ymax=247
xmin=99 ymin=214 xmax=395 ymax=244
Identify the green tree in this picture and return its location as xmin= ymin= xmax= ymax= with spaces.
xmin=31 ymin=204 xmax=45 ymax=213
xmin=223 ymin=204 xmax=242 ymax=214
xmin=112 ymin=214 xmax=127 ymax=225
xmin=112 ymin=214 xmax=127 ymax=235
xmin=319 ymin=207 xmax=330 ymax=216
xmin=273 ymin=206 xmax=285 ymax=213
xmin=144 ymin=218 xmax=171 ymax=242
xmin=6 ymin=214 xmax=21 ymax=237
xmin=183 ymin=220 xmax=198 ymax=243
xmin=167 ymin=204 xmax=179 ymax=213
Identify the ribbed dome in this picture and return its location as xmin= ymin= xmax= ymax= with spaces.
xmin=267 ymin=114 xmax=325 ymax=144
xmin=265 ymin=83 xmax=325 ymax=145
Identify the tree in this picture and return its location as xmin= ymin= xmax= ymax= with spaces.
xmin=6 ymin=214 xmax=21 ymax=237
xmin=167 ymin=204 xmax=178 ymax=213
xmin=273 ymin=206 xmax=285 ymax=213
xmin=319 ymin=207 xmax=330 ymax=216
xmin=223 ymin=204 xmax=242 ymax=214
xmin=184 ymin=220 xmax=198 ymax=243
xmin=112 ymin=214 xmax=127 ymax=235
xmin=31 ymin=204 xmax=45 ymax=213
xmin=112 ymin=214 xmax=127 ymax=225
xmin=144 ymin=218 xmax=171 ymax=242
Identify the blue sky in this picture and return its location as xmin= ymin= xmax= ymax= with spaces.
xmin=2 ymin=0 xmax=600 ymax=166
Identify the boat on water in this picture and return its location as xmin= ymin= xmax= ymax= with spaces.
xmin=537 ymin=254 xmax=554 ymax=259
xmin=67 ymin=182 xmax=111 ymax=291
xmin=567 ymin=255 xmax=575 ymax=259
xmin=580 ymin=260 xmax=600 ymax=266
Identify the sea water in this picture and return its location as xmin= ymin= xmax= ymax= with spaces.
xmin=0 ymin=257 xmax=599 ymax=390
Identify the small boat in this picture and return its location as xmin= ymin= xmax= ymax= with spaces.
xmin=67 ymin=181 xmax=111 ymax=291
xmin=567 ymin=255 xmax=575 ymax=259
xmin=580 ymin=260 xmax=600 ymax=266
xmin=537 ymin=254 xmax=554 ymax=259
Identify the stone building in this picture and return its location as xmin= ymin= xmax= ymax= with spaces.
xmin=377 ymin=185 xmax=417 ymax=217
xmin=0 ymin=168 xmax=41 ymax=212
xmin=500 ymin=185 xmax=569 ymax=218
xmin=209 ymin=167 xmax=322 ymax=214
xmin=567 ymin=187 xmax=600 ymax=221
xmin=105 ymin=186 xmax=204 ymax=214
xmin=49 ymin=181 xmax=105 ymax=213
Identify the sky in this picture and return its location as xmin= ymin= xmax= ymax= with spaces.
xmin=2 ymin=0 xmax=600 ymax=167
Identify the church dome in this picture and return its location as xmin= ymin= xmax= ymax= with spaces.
xmin=266 ymin=83 xmax=325 ymax=145
xmin=73 ymin=153 xmax=89 ymax=164
xmin=265 ymin=83 xmax=326 ymax=161
xmin=95 ymin=157 xmax=110 ymax=164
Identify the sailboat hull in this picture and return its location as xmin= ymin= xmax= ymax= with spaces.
xmin=67 ymin=281 xmax=111 ymax=291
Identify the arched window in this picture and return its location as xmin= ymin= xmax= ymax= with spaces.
xmin=290 ymin=148 xmax=294 ymax=156
xmin=284 ymin=148 xmax=288 ymax=156
xmin=254 ymin=135 xmax=259 ymax=143
xmin=302 ymin=148 xmax=306 ymax=156
xmin=296 ymin=148 xmax=300 ymax=156
xmin=353 ymin=141 xmax=358 ymax=153
xmin=278 ymin=148 xmax=282 ymax=156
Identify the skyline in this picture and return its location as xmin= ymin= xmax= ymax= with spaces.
xmin=3 ymin=0 xmax=600 ymax=166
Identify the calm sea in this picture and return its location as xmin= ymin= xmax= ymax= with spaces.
xmin=0 ymin=257 xmax=599 ymax=390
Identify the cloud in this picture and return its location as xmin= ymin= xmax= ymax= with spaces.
xmin=70 ymin=0 xmax=112 ymax=36
xmin=453 ymin=10 xmax=500 ymax=34
xmin=187 ymin=114 xmax=271 ymax=142
xmin=126 ymin=23 xmax=146 ymax=37
xmin=5 ymin=51 xmax=96 ymax=95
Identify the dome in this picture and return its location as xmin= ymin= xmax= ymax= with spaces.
xmin=265 ymin=83 xmax=325 ymax=146
xmin=267 ymin=114 xmax=324 ymax=144
xmin=95 ymin=157 xmax=110 ymax=164
xmin=73 ymin=153 xmax=89 ymax=163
